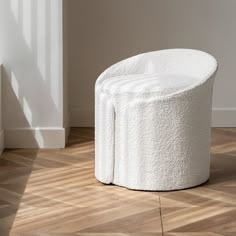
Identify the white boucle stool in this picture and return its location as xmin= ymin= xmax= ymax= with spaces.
xmin=95 ymin=49 xmax=218 ymax=191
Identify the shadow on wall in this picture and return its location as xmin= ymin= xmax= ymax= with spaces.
xmin=1 ymin=0 xmax=62 ymax=147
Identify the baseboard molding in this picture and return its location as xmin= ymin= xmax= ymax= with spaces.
xmin=212 ymin=108 xmax=236 ymax=127
xmin=70 ymin=108 xmax=94 ymax=127
xmin=5 ymin=128 xmax=67 ymax=148
xmin=0 ymin=129 xmax=4 ymax=155
xmin=71 ymin=107 xmax=236 ymax=128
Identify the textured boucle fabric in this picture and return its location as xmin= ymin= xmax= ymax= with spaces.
xmin=95 ymin=49 xmax=218 ymax=191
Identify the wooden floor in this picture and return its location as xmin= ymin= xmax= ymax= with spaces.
xmin=0 ymin=128 xmax=236 ymax=236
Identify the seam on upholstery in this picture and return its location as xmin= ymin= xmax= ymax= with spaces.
xmin=111 ymin=104 xmax=116 ymax=183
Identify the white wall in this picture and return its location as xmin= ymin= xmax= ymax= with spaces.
xmin=68 ymin=0 xmax=236 ymax=127
xmin=0 ymin=0 xmax=68 ymax=148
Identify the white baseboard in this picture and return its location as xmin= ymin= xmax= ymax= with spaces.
xmin=212 ymin=108 xmax=236 ymax=127
xmin=70 ymin=108 xmax=94 ymax=127
xmin=0 ymin=129 xmax=4 ymax=155
xmin=71 ymin=107 xmax=236 ymax=128
xmin=5 ymin=128 xmax=67 ymax=148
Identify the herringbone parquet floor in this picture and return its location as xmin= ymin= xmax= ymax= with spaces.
xmin=0 ymin=128 xmax=235 ymax=236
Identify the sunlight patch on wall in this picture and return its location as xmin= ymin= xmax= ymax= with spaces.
xmin=11 ymin=71 xmax=19 ymax=98
xmin=37 ymin=0 xmax=46 ymax=80
xmin=22 ymin=0 xmax=32 ymax=48
xmin=10 ymin=0 xmax=19 ymax=21
xmin=23 ymin=97 xmax=33 ymax=126
xmin=49 ymin=0 xmax=62 ymax=110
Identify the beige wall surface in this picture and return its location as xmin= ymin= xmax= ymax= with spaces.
xmin=68 ymin=0 xmax=236 ymax=127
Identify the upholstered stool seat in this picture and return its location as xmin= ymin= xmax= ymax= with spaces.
xmin=95 ymin=49 xmax=217 ymax=191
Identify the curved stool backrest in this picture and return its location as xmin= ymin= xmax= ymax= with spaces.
xmin=96 ymin=49 xmax=217 ymax=90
